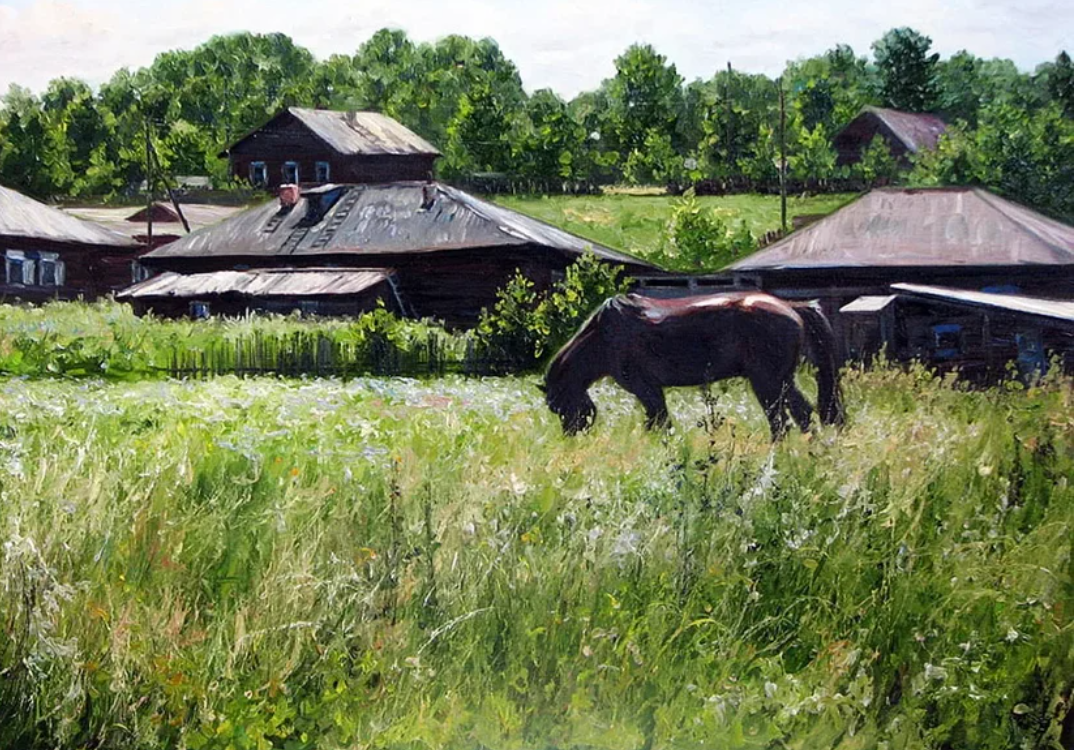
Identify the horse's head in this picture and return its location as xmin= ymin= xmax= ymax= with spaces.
xmin=542 ymin=376 xmax=596 ymax=435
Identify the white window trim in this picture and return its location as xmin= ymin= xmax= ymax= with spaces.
xmin=282 ymin=161 xmax=300 ymax=184
xmin=250 ymin=161 xmax=268 ymax=186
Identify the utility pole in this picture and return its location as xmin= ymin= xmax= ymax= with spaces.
xmin=725 ymin=61 xmax=733 ymax=176
xmin=778 ymin=76 xmax=787 ymax=233
xmin=144 ymin=116 xmax=153 ymax=249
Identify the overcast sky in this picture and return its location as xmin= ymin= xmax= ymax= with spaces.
xmin=1 ymin=0 xmax=1071 ymax=99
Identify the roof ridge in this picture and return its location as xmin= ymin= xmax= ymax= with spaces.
xmin=970 ymin=188 xmax=1074 ymax=262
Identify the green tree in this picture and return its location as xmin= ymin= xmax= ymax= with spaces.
xmin=515 ymin=89 xmax=587 ymax=185
xmin=789 ymin=122 xmax=837 ymax=187
xmin=1045 ymin=51 xmax=1074 ymax=117
xmin=872 ymin=27 xmax=940 ymax=112
xmin=854 ymin=134 xmax=901 ymax=186
xmin=604 ymin=44 xmax=685 ymax=172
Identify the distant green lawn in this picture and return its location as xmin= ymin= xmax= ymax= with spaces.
xmin=494 ymin=192 xmax=859 ymax=267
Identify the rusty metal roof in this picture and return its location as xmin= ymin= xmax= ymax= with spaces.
xmin=0 ymin=183 xmax=140 ymax=247
xmin=891 ymin=283 xmax=1074 ymax=327
xmin=224 ymin=108 xmax=440 ymax=158
xmin=838 ymin=107 xmax=948 ymax=154
xmin=118 ymin=268 xmax=392 ymax=299
xmin=728 ymin=187 xmax=1074 ymax=271
xmin=142 ymin=181 xmax=650 ymax=267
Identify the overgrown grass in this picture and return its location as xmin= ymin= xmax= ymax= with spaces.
xmin=0 ymin=366 xmax=1071 ymax=748
xmin=0 ymin=300 xmax=472 ymax=379
xmin=494 ymin=193 xmax=859 ymax=264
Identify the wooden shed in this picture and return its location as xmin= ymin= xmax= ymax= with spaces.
xmin=133 ymin=181 xmax=655 ymax=326
xmin=833 ymin=107 xmax=947 ymax=167
xmin=842 ymin=284 xmax=1074 ymax=380
xmin=724 ymin=187 xmax=1074 ymax=360
xmin=221 ymin=109 xmax=440 ymax=190
xmin=0 ymin=183 xmax=142 ymax=301
xmin=118 ymin=268 xmax=401 ymax=318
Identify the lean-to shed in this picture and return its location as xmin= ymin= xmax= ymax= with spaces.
xmin=0 ymin=183 xmax=142 ymax=300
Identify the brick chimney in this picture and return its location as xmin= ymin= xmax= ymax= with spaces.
xmin=278 ymin=184 xmax=301 ymax=209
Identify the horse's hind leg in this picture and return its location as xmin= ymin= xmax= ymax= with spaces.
xmin=786 ymin=383 xmax=814 ymax=432
xmin=749 ymin=375 xmax=789 ymax=441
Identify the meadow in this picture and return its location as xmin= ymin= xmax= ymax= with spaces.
xmin=495 ymin=192 xmax=858 ymax=263
xmin=1 ymin=363 xmax=1071 ymax=749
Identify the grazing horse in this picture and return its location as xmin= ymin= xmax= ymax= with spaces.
xmin=543 ymin=292 xmax=845 ymax=440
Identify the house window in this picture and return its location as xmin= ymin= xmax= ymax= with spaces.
xmin=131 ymin=262 xmax=152 ymax=284
xmin=38 ymin=252 xmax=64 ymax=287
xmin=189 ymin=301 xmax=211 ymax=319
xmin=931 ymin=323 xmax=962 ymax=360
xmin=249 ymin=161 xmax=268 ymax=187
xmin=282 ymin=161 xmax=299 ymax=184
xmin=315 ymin=161 xmax=331 ymax=183
xmin=5 ymin=250 xmax=64 ymax=287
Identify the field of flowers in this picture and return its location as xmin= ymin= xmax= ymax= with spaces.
xmin=0 ymin=366 xmax=1071 ymax=749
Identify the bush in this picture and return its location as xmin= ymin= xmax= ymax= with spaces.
xmin=476 ymin=250 xmax=631 ymax=369
xmin=654 ymin=189 xmax=756 ymax=272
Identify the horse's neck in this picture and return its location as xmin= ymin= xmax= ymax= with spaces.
xmin=556 ymin=329 xmax=607 ymax=391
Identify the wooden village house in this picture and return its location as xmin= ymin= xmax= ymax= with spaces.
xmin=833 ymin=106 xmax=947 ymax=168
xmin=122 ymin=181 xmax=655 ymax=325
xmin=719 ymin=186 xmax=1074 ymax=375
xmin=0 ymin=183 xmax=142 ymax=301
xmin=221 ymin=108 xmax=441 ymax=190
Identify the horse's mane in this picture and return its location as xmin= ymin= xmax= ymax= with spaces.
xmin=544 ymin=297 xmax=617 ymax=407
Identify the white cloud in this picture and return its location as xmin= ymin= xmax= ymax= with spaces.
xmin=0 ymin=0 xmax=1071 ymax=99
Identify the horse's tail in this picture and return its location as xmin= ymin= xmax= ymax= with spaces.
xmin=793 ymin=301 xmax=846 ymax=426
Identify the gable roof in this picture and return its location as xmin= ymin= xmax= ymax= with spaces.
xmin=837 ymin=106 xmax=947 ymax=154
xmin=728 ymin=187 xmax=1074 ymax=271
xmin=0 ymin=184 xmax=139 ymax=247
xmin=222 ymin=108 xmax=440 ymax=158
xmin=142 ymin=181 xmax=651 ymax=267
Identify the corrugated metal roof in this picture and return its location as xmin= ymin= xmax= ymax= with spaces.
xmin=0 ymin=184 xmax=140 ymax=247
xmin=859 ymin=106 xmax=947 ymax=153
xmin=891 ymin=283 xmax=1074 ymax=325
xmin=840 ymin=294 xmax=898 ymax=313
xmin=222 ymin=108 xmax=441 ymax=158
xmin=289 ymin=109 xmax=440 ymax=157
xmin=65 ymin=204 xmax=244 ymax=239
xmin=728 ymin=187 xmax=1074 ymax=271
xmin=142 ymin=181 xmax=650 ymax=267
xmin=119 ymin=268 xmax=392 ymax=299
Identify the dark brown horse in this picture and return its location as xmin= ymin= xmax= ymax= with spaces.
xmin=543 ymin=292 xmax=845 ymax=439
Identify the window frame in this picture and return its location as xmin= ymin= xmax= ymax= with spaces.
xmin=282 ymin=161 xmax=300 ymax=185
xmin=4 ymin=249 xmax=64 ymax=288
xmin=249 ymin=161 xmax=268 ymax=187
xmin=315 ymin=161 xmax=331 ymax=183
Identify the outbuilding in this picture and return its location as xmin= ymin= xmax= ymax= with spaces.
xmin=833 ymin=107 xmax=947 ymax=168
xmin=0 ymin=183 xmax=142 ymax=301
xmin=133 ymin=181 xmax=655 ymax=325
xmin=221 ymin=108 xmax=440 ymax=190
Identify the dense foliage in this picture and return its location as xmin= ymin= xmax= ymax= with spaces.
xmin=1 ymin=28 xmax=1071 ymax=218
xmin=0 ymin=366 xmax=1070 ymax=749
xmin=476 ymin=251 xmax=632 ymax=368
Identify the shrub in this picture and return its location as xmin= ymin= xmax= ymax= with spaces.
xmin=655 ymin=189 xmax=756 ymax=272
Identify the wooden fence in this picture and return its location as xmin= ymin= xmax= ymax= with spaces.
xmin=167 ymin=330 xmax=521 ymax=379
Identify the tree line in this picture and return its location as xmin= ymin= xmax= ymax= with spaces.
xmin=0 ymin=27 xmax=1072 ymax=218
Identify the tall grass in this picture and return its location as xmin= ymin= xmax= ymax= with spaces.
xmin=0 ymin=301 xmax=479 ymax=379
xmin=0 ymin=366 xmax=1070 ymax=748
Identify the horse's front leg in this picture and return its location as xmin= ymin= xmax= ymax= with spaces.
xmin=616 ymin=374 xmax=669 ymax=430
